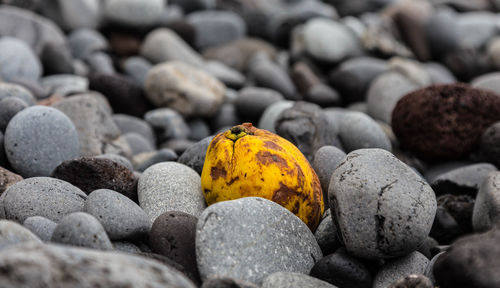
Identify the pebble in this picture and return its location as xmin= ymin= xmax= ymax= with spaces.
xmin=40 ymin=74 xmax=88 ymax=96
xmin=314 ymin=211 xmax=341 ymax=255
xmin=262 ymin=272 xmax=337 ymax=288
xmin=312 ymin=146 xmax=346 ymax=206
xmin=310 ymin=248 xmax=372 ymax=288
xmin=84 ymin=189 xmax=150 ymax=241
xmin=472 ymin=172 xmax=500 ymax=232
xmin=236 ymin=87 xmax=284 ymax=121
xmin=0 ymin=97 xmax=28 ymax=132
xmin=103 ymin=0 xmax=164 ymax=27
xmin=373 ymin=252 xmax=429 ymax=288
xmin=437 ymin=194 xmax=475 ymax=236
xmin=86 ymin=51 xmax=115 ymax=75
xmin=203 ymin=61 xmax=246 ymax=88
xmin=123 ymin=56 xmax=152 ymax=87
xmin=113 ymin=241 xmax=141 ymax=254
xmin=51 ymin=212 xmax=112 ymax=250
xmin=145 ymin=61 xmax=225 ymax=117
xmin=0 ymin=82 xmax=36 ymax=105
xmin=0 ymin=132 xmax=5 ymax=168
xmin=329 ymin=149 xmax=436 ymax=259
xmin=0 ymin=167 xmax=22 ymax=194
xmin=0 ymin=220 xmax=42 ymax=250
xmin=134 ymin=148 xmax=178 ymax=172
xmin=0 ymin=242 xmax=196 ymax=287
xmin=150 ymin=211 xmax=199 ymax=284
xmin=68 ymin=28 xmax=108 ymax=60
xmin=202 ymin=276 xmax=259 ymax=288
xmin=1 ymin=177 xmax=86 ymax=223
xmin=23 ymin=216 xmax=57 ymax=242
xmin=144 ymin=108 xmax=190 ymax=142
xmin=40 ymin=41 xmax=74 ymax=75
xmin=39 ymin=0 xmax=100 ymax=30
xmin=258 ymin=100 xmax=294 ymax=133
xmin=138 ymin=162 xmax=206 ymax=222
xmin=388 ymin=274 xmax=434 ymax=288
xmin=187 ymin=11 xmax=246 ymax=50
xmin=51 ymin=157 xmax=137 ymax=200
xmin=471 ymin=72 xmax=500 ymax=94
xmin=113 ymin=114 xmax=156 ymax=147
xmin=4 ymin=106 xmax=79 ymax=177
xmin=392 ymin=84 xmax=500 ymax=160
xmin=123 ymin=132 xmax=155 ymax=156
xmin=248 ymin=55 xmax=298 ymax=100
xmin=430 ymin=163 xmax=497 ymax=196
xmin=178 ymin=136 xmax=214 ymax=175
xmin=0 ymin=37 xmax=42 ymax=82
xmin=480 ymin=122 xmax=500 ymax=167
xmin=94 ymin=154 xmax=133 ymax=171
xmin=187 ymin=118 xmax=211 ymax=141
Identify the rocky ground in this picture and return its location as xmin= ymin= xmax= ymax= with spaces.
xmin=0 ymin=0 xmax=500 ymax=287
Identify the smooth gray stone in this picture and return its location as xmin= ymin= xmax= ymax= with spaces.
xmin=140 ymin=28 xmax=204 ymax=66
xmin=249 ymin=56 xmax=298 ymax=100
xmin=366 ymin=71 xmax=420 ymax=124
xmin=0 ymin=37 xmax=42 ymax=82
xmin=196 ymin=197 xmax=322 ymax=285
xmin=95 ymin=154 xmax=133 ymax=171
xmin=457 ymin=12 xmax=498 ymax=49
xmin=314 ymin=211 xmax=341 ymax=255
xmin=187 ymin=118 xmax=211 ymax=141
xmin=0 ymin=220 xmax=41 ymax=250
xmin=203 ymin=61 xmax=246 ymax=88
xmin=373 ymin=252 xmax=429 ymax=288
xmin=4 ymin=106 xmax=80 ymax=177
xmin=473 ymin=171 xmax=500 ymax=232
xmin=258 ymin=100 xmax=294 ymax=133
xmin=480 ymin=122 xmax=500 ymax=167
xmin=0 ymin=82 xmax=36 ymax=105
xmin=201 ymin=276 xmax=260 ymax=288
xmin=178 ymin=136 xmax=214 ymax=175
xmin=1 ymin=177 xmax=86 ymax=223
xmin=138 ymin=162 xmax=206 ymax=222
xmin=39 ymin=0 xmax=100 ymax=30
xmin=123 ymin=56 xmax=152 ymax=87
xmin=424 ymin=252 xmax=444 ymax=285
xmin=425 ymin=62 xmax=456 ymax=84
xmin=51 ymin=212 xmax=113 ymax=250
xmin=430 ymin=163 xmax=498 ymax=196
xmin=23 ymin=216 xmax=57 ymax=242
xmin=144 ymin=108 xmax=190 ymax=142
xmin=86 ymin=51 xmax=115 ymax=75
xmin=417 ymin=237 xmax=439 ymax=260
xmin=103 ymin=0 xmax=164 ymax=27
xmin=85 ymin=189 xmax=151 ymax=240
xmin=113 ymin=241 xmax=141 ymax=254
xmin=337 ymin=111 xmax=392 ymax=153
xmin=262 ymin=272 xmax=337 ymax=288
xmin=236 ymin=87 xmax=284 ymax=120
xmin=113 ymin=114 xmax=156 ymax=147
xmin=329 ymin=149 xmax=436 ymax=259
xmin=40 ymin=74 xmax=88 ymax=96
xmin=0 ymin=242 xmax=196 ymax=287
xmin=135 ymin=148 xmax=178 ymax=172
xmin=187 ymin=11 xmax=246 ymax=50
xmin=0 ymin=131 xmax=6 ymax=167
xmin=68 ymin=28 xmax=108 ymax=60
xmin=471 ymin=72 xmax=500 ymax=94
xmin=123 ymin=132 xmax=155 ymax=156
xmin=313 ymin=145 xmax=346 ymax=206
xmin=0 ymin=97 xmax=28 ymax=132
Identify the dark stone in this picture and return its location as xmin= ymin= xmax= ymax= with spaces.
xmin=430 ymin=163 xmax=497 ymax=196
xmin=0 ymin=97 xmax=28 ymax=132
xmin=162 ymin=139 xmax=196 ymax=156
xmin=442 ymin=48 xmax=491 ymax=81
xmin=434 ymin=227 xmax=500 ymax=288
xmin=480 ymin=122 xmax=500 ymax=167
xmin=202 ymin=276 xmax=260 ymax=288
xmin=40 ymin=42 xmax=74 ymax=75
xmin=150 ymin=211 xmax=200 ymax=284
xmin=391 ymin=84 xmax=500 ymax=160
xmin=430 ymin=206 xmax=463 ymax=245
xmin=51 ymin=157 xmax=137 ymax=201
xmin=310 ymin=248 xmax=372 ymax=288
xmin=210 ymin=103 xmax=240 ymax=131
xmin=178 ymin=136 xmax=213 ymax=175
xmin=137 ymin=252 xmax=200 ymax=285
xmin=109 ymin=32 xmax=142 ymax=57
xmin=89 ymin=73 xmax=153 ymax=117
xmin=425 ymin=10 xmax=460 ymax=59
xmin=437 ymin=194 xmax=475 ymax=235
xmin=135 ymin=148 xmax=179 ymax=173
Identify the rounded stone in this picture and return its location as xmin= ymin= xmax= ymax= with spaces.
xmin=123 ymin=133 xmax=155 ymax=156
xmin=236 ymin=87 xmax=284 ymax=121
xmin=373 ymin=252 xmax=429 ymax=288
xmin=113 ymin=114 xmax=156 ymax=147
xmin=4 ymin=106 xmax=80 ymax=177
xmin=134 ymin=148 xmax=179 ymax=173
xmin=262 ymin=272 xmax=336 ymax=288
xmin=248 ymin=56 xmax=298 ymax=100
xmin=202 ymin=276 xmax=259 ymax=288
xmin=144 ymin=108 xmax=190 ymax=142
xmin=472 ymin=172 xmax=500 ymax=232
xmin=187 ymin=11 xmax=246 ymax=50
xmin=103 ymin=0 xmax=164 ymax=27
xmin=138 ymin=162 xmax=206 ymax=222
xmin=95 ymin=154 xmax=133 ymax=171
xmin=0 ymin=37 xmax=42 ymax=82
xmin=0 ymin=97 xmax=27 ymax=132
xmin=471 ymin=72 xmax=500 ymax=94
xmin=123 ymin=56 xmax=152 ymax=87
xmin=0 ymin=167 xmax=22 ymax=194
xmin=23 ymin=216 xmax=57 ymax=242
xmin=178 ymin=136 xmax=214 ymax=175
xmin=329 ymin=149 xmax=437 ymax=259
xmin=1 ymin=177 xmax=86 ymax=223
xmin=68 ymin=28 xmax=109 ymax=60
xmin=480 ymin=122 xmax=500 ymax=167
xmin=314 ymin=211 xmax=341 ymax=255
xmin=0 ymin=220 xmax=42 ymax=250
xmin=391 ymin=84 xmax=500 ymax=160
xmin=150 ymin=211 xmax=199 ymax=283
xmin=258 ymin=100 xmax=294 ymax=133
xmin=312 ymin=145 xmax=346 ymax=206
xmin=84 ymin=189 xmax=151 ymax=240
xmin=430 ymin=163 xmax=497 ymax=196
xmin=51 ymin=212 xmax=113 ymax=250
xmin=196 ymin=197 xmax=322 ymax=285
xmin=0 ymin=82 xmax=36 ymax=105
xmin=388 ymin=274 xmax=433 ymax=288
xmin=145 ymin=61 xmax=225 ymax=118
xmin=41 ymin=74 xmax=88 ymax=96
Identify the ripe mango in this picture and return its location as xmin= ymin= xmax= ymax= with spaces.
xmin=201 ymin=123 xmax=324 ymax=231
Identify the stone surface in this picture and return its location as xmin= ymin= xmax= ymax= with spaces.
xmin=138 ymin=162 xmax=206 ymax=222
xmin=51 ymin=212 xmax=112 ymax=250
xmin=123 ymin=56 xmax=152 ymax=86
xmin=202 ymin=276 xmax=259 ymax=288
xmin=236 ymin=87 xmax=284 ymax=121
xmin=473 ymin=172 xmax=500 ymax=232
xmin=39 ymin=0 xmax=100 ymax=30
xmin=392 ymin=84 xmax=500 ymax=160
xmin=262 ymin=272 xmax=337 ymax=288
xmin=196 ymin=197 xmax=322 ymax=285
xmin=248 ymin=55 xmax=298 ymax=100
xmin=0 ymin=167 xmax=22 ymax=195
xmin=480 ymin=122 xmax=500 ymax=167
xmin=41 ymin=74 xmax=88 ymax=96
xmin=94 ymin=154 xmax=133 ymax=171
xmin=51 ymin=157 xmax=137 ymax=200
xmin=178 ymin=136 xmax=214 ymax=175
xmin=123 ymin=133 xmax=155 ymax=156
xmin=187 ymin=11 xmax=246 ymax=50
xmin=0 ymin=242 xmax=196 ymax=287
xmin=258 ymin=100 xmax=294 ymax=133
xmin=0 ymin=96 xmax=28 ymax=132
xmin=134 ymin=148 xmax=179 ymax=172
xmin=4 ymin=106 xmax=79 ymax=177
xmin=150 ymin=211 xmax=199 ymax=284
xmin=0 ymin=37 xmax=42 ymax=82
xmin=113 ymin=114 xmax=156 ymax=147
xmin=388 ymin=274 xmax=434 ymax=288
xmin=310 ymin=248 xmax=372 ymax=288
xmin=329 ymin=149 xmax=437 ymax=259
xmin=68 ymin=28 xmax=108 ymax=60
xmin=431 ymin=163 xmax=497 ymax=196
xmin=144 ymin=108 xmax=190 ymax=142
xmin=0 ymin=220 xmax=42 ymax=250
xmin=1 ymin=177 xmax=86 ymax=223
xmin=23 ymin=216 xmax=56 ymax=242
xmin=373 ymin=252 xmax=429 ymax=288
xmin=104 ymin=0 xmax=164 ymax=27
xmin=313 ymin=146 xmax=346 ymax=206
xmin=0 ymin=82 xmax=36 ymax=105
xmin=85 ymin=189 xmax=150 ymax=240
xmin=145 ymin=61 xmax=225 ymax=117
xmin=314 ymin=211 xmax=341 ymax=255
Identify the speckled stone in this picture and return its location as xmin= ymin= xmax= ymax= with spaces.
xmin=472 ymin=172 xmax=500 ymax=232
xmin=329 ymin=149 xmax=437 ymax=259
xmin=388 ymin=274 xmax=433 ymax=288
xmin=0 ymin=82 xmax=36 ymax=105
xmin=23 ymin=216 xmax=57 ymax=242
xmin=0 ymin=220 xmax=42 ymax=250
xmin=2 ymin=177 xmax=86 ymax=223
xmin=138 ymin=162 xmax=206 ymax=222
xmin=0 ymin=37 xmax=42 ymax=82
xmin=51 ymin=212 xmax=113 ymax=250
xmin=0 ymin=167 xmax=22 ymax=194
xmin=84 ymin=189 xmax=150 ymax=240
xmin=4 ymin=106 xmax=80 ymax=177
xmin=0 ymin=97 xmax=28 ymax=132
xmin=262 ymin=272 xmax=336 ymax=288
xmin=196 ymin=197 xmax=322 ymax=285
xmin=373 ymin=252 xmax=429 ymax=288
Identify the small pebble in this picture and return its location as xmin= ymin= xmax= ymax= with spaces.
xmin=23 ymin=216 xmax=57 ymax=242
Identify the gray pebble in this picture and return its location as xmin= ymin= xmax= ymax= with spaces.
xmin=123 ymin=132 xmax=155 ymax=156
xmin=236 ymin=87 xmax=284 ymax=121
xmin=472 ymin=171 xmax=500 ymax=232
xmin=4 ymin=106 xmax=80 ymax=177
xmin=212 ymin=103 xmax=241 ymax=131
xmin=258 ymin=100 xmax=294 ymax=133
xmin=314 ymin=211 xmax=341 ymax=255
xmin=388 ymin=274 xmax=434 ymax=288
xmin=86 ymin=51 xmax=115 ymax=75
xmin=123 ymin=56 xmax=152 ymax=87
xmin=1 ymin=177 xmax=86 ymax=223
xmin=431 ymin=163 xmax=497 ymax=196
xmin=134 ymin=148 xmax=178 ymax=172
xmin=51 ymin=212 xmax=112 ymax=250
xmin=424 ymin=62 xmax=456 ymax=84
xmin=95 ymin=154 xmax=133 ymax=171
xmin=313 ymin=145 xmax=346 ymax=206
xmin=187 ymin=118 xmax=211 ymax=141
xmin=84 ymin=189 xmax=151 ymax=240
xmin=104 ymin=0 xmax=164 ymax=27
xmin=424 ymin=252 xmax=444 ymax=285
xmin=203 ymin=61 xmax=246 ymax=88
xmin=39 ymin=0 xmax=100 ymax=30
xmin=0 ymin=82 xmax=36 ymax=105
xmin=0 ymin=97 xmax=28 ymax=132
xmin=40 ymin=74 xmax=88 ymax=96
xmin=138 ymin=162 xmax=206 ymax=222
xmin=23 ymin=216 xmax=57 ymax=242
xmin=480 ymin=122 xmax=500 ymax=167
xmin=0 ymin=220 xmax=41 ymax=251
xmin=249 ymin=55 xmax=298 ymax=100
xmin=262 ymin=272 xmax=336 ymax=288
xmin=68 ymin=28 xmax=109 ymax=60
xmin=0 ymin=37 xmax=42 ymax=82
xmin=329 ymin=149 xmax=437 ymax=259
xmin=113 ymin=241 xmax=142 ymax=254
xmin=196 ymin=197 xmax=322 ymax=285
xmin=373 ymin=252 xmax=429 ymax=288
xmin=178 ymin=136 xmax=214 ymax=175
xmin=144 ymin=108 xmax=190 ymax=142
xmin=113 ymin=114 xmax=156 ymax=147
xmin=187 ymin=11 xmax=246 ymax=50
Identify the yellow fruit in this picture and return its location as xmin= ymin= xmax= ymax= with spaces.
xmin=201 ymin=123 xmax=324 ymax=231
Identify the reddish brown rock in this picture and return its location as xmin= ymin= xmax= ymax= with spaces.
xmin=51 ymin=157 xmax=137 ymax=200
xmin=0 ymin=167 xmax=23 ymax=194
xmin=391 ymin=84 xmax=500 ymax=160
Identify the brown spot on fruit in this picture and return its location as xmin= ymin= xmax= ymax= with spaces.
xmin=272 ymin=182 xmax=302 ymax=205
xmin=227 ymin=177 xmax=239 ymax=185
xmin=264 ymin=140 xmax=284 ymax=151
xmin=255 ymin=151 xmax=289 ymax=169
xmin=210 ymin=162 xmax=227 ymax=180
xmin=292 ymin=201 xmax=300 ymax=214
